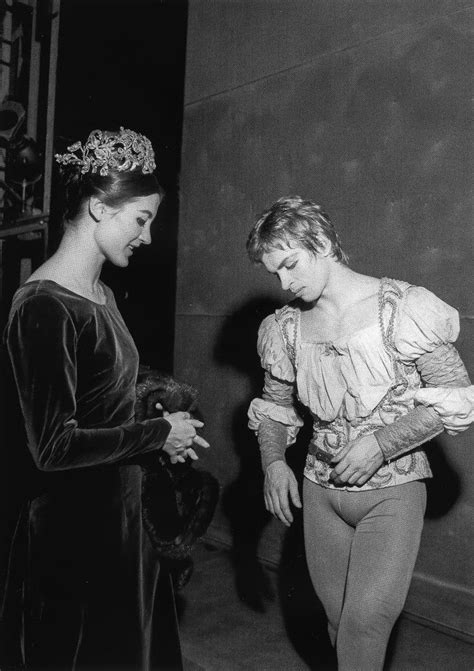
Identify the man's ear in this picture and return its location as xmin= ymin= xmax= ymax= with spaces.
xmin=88 ymin=196 xmax=106 ymax=222
xmin=318 ymin=236 xmax=333 ymax=258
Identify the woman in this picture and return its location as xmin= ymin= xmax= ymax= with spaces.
xmin=247 ymin=196 xmax=471 ymax=670
xmin=2 ymin=127 xmax=208 ymax=670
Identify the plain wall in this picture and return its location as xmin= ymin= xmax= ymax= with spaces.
xmin=175 ymin=0 xmax=474 ymax=638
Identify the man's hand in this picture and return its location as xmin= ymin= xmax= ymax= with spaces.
xmin=329 ymin=434 xmax=383 ymax=486
xmin=264 ymin=460 xmax=302 ymax=526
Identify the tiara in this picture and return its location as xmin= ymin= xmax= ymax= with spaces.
xmin=55 ymin=127 xmax=156 ymax=176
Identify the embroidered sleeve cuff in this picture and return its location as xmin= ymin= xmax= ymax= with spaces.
xmin=257 ymin=417 xmax=288 ymax=471
xmin=374 ymin=405 xmax=444 ymax=461
xmin=248 ymin=398 xmax=303 ymax=445
xmin=416 ymin=344 xmax=471 ymax=388
xmin=414 ymin=386 xmax=474 ymax=434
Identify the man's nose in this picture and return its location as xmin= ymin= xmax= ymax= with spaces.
xmin=279 ymin=271 xmax=290 ymax=291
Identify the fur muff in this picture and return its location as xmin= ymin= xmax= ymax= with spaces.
xmin=135 ymin=366 xmax=219 ymax=590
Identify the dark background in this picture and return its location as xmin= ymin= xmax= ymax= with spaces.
xmin=0 ymin=0 xmax=472 ymax=645
xmin=0 ymin=0 xmax=188 ymax=607
xmin=53 ymin=0 xmax=188 ymax=372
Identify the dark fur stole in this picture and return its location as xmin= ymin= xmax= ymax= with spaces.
xmin=135 ymin=366 xmax=219 ymax=590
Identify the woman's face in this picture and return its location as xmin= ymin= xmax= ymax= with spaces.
xmin=261 ymin=242 xmax=331 ymax=303
xmin=94 ymin=193 xmax=161 ymax=267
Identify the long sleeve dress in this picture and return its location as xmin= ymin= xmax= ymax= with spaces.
xmin=1 ymin=280 xmax=181 ymax=671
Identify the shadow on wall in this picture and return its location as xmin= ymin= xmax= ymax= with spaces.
xmin=213 ymin=296 xmax=279 ymax=612
xmin=213 ymin=296 xmax=335 ymax=669
xmin=424 ymin=438 xmax=461 ymax=519
xmin=212 ymin=295 xmax=462 ymax=667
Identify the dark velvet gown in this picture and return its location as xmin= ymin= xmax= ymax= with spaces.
xmin=1 ymin=280 xmax=182 ymax=671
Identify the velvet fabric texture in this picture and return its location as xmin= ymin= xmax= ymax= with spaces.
xmin=1 ymin=280 xmax=182 ymax=671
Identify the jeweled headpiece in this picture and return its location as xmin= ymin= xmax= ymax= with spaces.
xmin=55 ymin=127 xmax=156 ymax=176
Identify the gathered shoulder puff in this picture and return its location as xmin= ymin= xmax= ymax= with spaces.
xmin=415 ymin=385 xmax=474 ymax=434
xmin=393 ymin=285 xmax=460 ymax=362
xmin=257 ymin=310 xmax=296 ymax=383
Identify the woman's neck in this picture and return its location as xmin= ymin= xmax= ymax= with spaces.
xmin=55 ymin=229 xmax=103 ymax=286
xmin=27 ymin=226 xmax=106 ymax=302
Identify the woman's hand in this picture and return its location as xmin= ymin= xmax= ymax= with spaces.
xmin=160 ymin=406 xmax=210 ymax=464
xmin=329 ymin=434 xmax=383 ymax=486
xmin=264 ymin=460 xmax=302 ymax=527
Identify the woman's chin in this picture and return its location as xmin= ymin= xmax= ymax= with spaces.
xmin=110 ymin=255 xmax=130 ymax=268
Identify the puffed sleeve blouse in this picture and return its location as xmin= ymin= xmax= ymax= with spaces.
xmin=248 ymin=278 xmax=461 ymax=490
xmin=415 ymin=385 xmax=474 ymax=434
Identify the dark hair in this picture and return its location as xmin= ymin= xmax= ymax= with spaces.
xmin=247 ymin=195 xmax=349 ymax=265
xmin=59 ymin=164 xmax=164 ymax=222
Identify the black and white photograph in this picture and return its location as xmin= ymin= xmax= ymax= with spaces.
xmin=0 ymin=1 xmax=472 ymax=669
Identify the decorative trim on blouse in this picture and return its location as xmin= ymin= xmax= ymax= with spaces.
xmin=275 ymin=305 xmax=299 ymax=369
xmin=249 ymin=278 xmax=462 ymax=490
